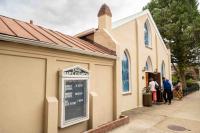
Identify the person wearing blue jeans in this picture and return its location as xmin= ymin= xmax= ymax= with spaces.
xmin=162 ymin=77 xmax=173 ymax=105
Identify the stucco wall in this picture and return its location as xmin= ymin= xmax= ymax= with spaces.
xmin=0 ymin=41 xmax=115 ymax=133
xmin=111 ymin=20 xmax=138 ymax=112
xmin=111 ymin=14 xmax=171 ymax=112
xmin=92 ymin=64 xmax=113 ymax=127
xmin=0 ymin=54 xmax=45 ymax=133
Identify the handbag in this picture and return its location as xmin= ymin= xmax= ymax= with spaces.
xmin=155 ymin=82 xmax=159 ymax=90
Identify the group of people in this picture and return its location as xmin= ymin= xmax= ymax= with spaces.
xmin=148 ymin=77 xmax=183 ymax=105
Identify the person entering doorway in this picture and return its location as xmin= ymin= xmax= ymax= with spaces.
xmin=149 ymin=77 xmax=159 ymax=104
xmin=146 ymin=72 xmax=162 ymax=103
xmin=162 ymin=77 xmax=173 ymax=105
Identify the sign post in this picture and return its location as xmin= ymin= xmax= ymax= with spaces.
xmin=59 ymin=66 xmax=89 ymax=128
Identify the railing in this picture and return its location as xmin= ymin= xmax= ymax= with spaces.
xmin=183 ymin=83 xmax=200 ymax=96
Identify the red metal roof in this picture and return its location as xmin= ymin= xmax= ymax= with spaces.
xmin=0 ymin=15 xmax=116 ymax=56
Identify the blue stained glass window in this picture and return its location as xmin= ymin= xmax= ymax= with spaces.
xmin=144 ymin=22 xmax=149 ymax=46
xmin=161 ymin=62 xmax=165 ymax=78
xmin=122 ymin=52 xmax=130 ymax=92
xmin=146 ymin=62 xmax=149 ymax=71
xmin=146 ymin=57 xmax=153 ymax=72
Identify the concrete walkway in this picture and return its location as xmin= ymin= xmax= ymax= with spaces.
xmin=110 ymin=91 xmax=200 ymax=133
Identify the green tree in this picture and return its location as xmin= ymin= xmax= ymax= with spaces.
xmin=144 ymin=0 xmax=200 ymax=88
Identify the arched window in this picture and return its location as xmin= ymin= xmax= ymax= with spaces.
xmin=122 ymin=51 xmax=130 ymax=92
xmin=144 ymin=20 xmax=151 ymax=47
xmin=146 ymin=62 xmax=149 ymax=71
xmin=146 ymin=57 xmax=153 ymax=72
xmin=161 ymin=61 xmax=165 ymax=78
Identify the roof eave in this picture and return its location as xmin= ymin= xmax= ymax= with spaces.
xmin=112 ymin=10 xmax=150 ymax=28
xmin=112 ymin=9 xmax=169 ymax=53
xmin=0 ymin=34 xmax=116 ymax=59
xmin=74 ymin=28 xmax=96 ymax=38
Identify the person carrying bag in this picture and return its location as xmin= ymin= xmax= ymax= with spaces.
xmin=149 ymin=77 xmax=159 ymax=104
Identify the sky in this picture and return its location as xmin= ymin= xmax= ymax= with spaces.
xmin=0 ymin=0 xmax=199 ymax=35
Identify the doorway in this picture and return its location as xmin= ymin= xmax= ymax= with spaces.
xmin=145 ymin=72 xmax=161 ymax=86
xmin=145 ymin=72 xmax=163 ymax=102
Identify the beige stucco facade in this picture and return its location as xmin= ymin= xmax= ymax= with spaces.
xmin=0 ymin=41 xmax=115 ymax=133
xmin=0 ymin=5 xmax=171 ymax=133
xmin=113 ymin=14 xmax=171 ymax=114
xmin=81 ymin=9 xmax=171 ymax=117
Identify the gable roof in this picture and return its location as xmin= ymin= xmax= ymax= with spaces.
xmin=75 ymin=10 xmax=168 ymax=52
xmin=0 ymin=15 xmax=116 ymax=58
xmin=113 ymin=9 xmax=168 ymax=51
xmin=74 ymin=28 xmax=97 ymax=38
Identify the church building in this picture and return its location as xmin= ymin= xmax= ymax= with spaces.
xmin=0 ymin=3 xmax=171 ymax=133
xmin=76 ymin=4 xmax=171 ymax=117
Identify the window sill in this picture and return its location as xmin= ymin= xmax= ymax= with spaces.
xmin=145 ymin=45 xmax=152 ymax=49
xmin=122 ymin=91 xmax=132 ymax=95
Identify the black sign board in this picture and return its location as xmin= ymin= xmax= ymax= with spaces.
xmin=64 ymin=80 xmax=87 ymax=121
xmin=60 ymin=66 xmax=89 ymax=128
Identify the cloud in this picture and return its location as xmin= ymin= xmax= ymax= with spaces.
xmin=1 ymin=0 xmax=200 ymax=35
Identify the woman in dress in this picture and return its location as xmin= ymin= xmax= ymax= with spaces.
xmin=149 ymin=77 xmax=159 ymax=104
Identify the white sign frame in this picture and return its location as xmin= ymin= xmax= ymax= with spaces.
xmin=59 ymin=65 xmax=89 ymax=128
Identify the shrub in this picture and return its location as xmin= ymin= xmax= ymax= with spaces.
xmin=183 ymin=83 xmax=199 ymax=96
xmin=172 ymin=74 xmax=179 ymax=85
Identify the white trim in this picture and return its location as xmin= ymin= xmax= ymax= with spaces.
xmin=122 ymin=91 xmax=132 ymax=95
xmin=60 ymin=65 xmax=89 ymax=78
xmin=113 ymin=10 xmax=149 ymax=28
xmin=0 ymin=34 xmax=116 ymax=59
xmin=112 ymin=9 xmax=168 ymax=52
xmin=59 ymin=66 xmax=89 ymax=128
xmin=61 ymin=65 xmax=89 ymax=74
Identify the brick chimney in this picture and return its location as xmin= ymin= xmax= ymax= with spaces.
xmin=97 ymin=4 xmax=112 ymax=31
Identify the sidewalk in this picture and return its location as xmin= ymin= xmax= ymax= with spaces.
xmin=110 ymin=91 xmax=200 ymax=133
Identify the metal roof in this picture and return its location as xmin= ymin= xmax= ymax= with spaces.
xmin=0 ymin=15 xmax=116 ymax=57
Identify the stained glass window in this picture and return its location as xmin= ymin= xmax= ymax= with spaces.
xmin=122 ymin=51 xmax=130 ymax=92
xmin=144 ymin=21 xmax=150 ymax=46
xmin=161 ymin=61 xmax=165 ymax=78
xmin=146 ymin=62 xmax=149 ymax=71
xmin=146 ymin=57 xmax=153 ymax=72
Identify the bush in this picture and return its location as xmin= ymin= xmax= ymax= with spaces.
xmin=172 ymin=74 xmax=179 ymax=85
xmin=186 ymin=78 xmax=193 ymax=87
xmin=143 ymin=86 xmax=151 ymax=94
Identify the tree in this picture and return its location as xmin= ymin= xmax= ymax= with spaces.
xmin=144 ymin=0 xmax=200 ymax=88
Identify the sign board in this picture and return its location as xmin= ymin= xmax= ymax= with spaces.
xmin=59 ymin=66 xmax=89 ymax=128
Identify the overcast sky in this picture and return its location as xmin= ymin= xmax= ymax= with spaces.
xmin=0 ymin=0 xmax=199 ymax=35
